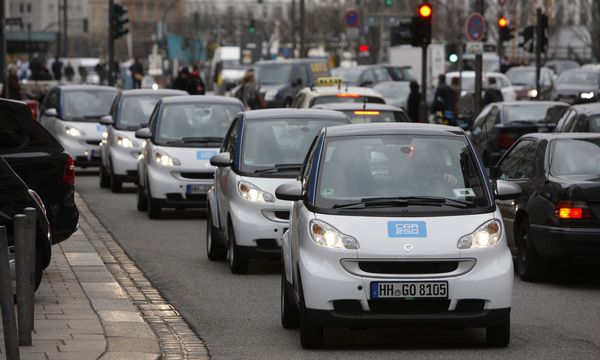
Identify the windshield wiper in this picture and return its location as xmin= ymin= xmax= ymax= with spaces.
xmin=253 ymin=164 xmax=302 ymax=174
xmin=332 ymin=196 xmax=474 ymax=209
xmin=181 ymin=137 xmax=223 ymax=143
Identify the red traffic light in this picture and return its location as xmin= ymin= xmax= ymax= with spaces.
xmin=358 ymin=44 xmax=370 ymax=53
xmin=498 ymin=16 xmax=508 ymax=28
xmin=418 ymin=3 xmax=432 ymax=19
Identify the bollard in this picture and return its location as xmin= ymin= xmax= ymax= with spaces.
xmin=0 ymin=226 xmax=20 ymax=360
xmin=24 ymin=208 xmax=37 ymax=333
xmin=14 ymin=213 xmax=32 ymax=346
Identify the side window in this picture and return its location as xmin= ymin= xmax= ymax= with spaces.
xmin=292 ymin=93 xmax=306 ymax=108
xmin=573 ymin=115 xmax=589 ymax=132
xmin=472 ymin=106 xmax=491 ymax=129
xmin=147 ymin=104 xmax=160 ymax=134
xmin=361 ymin=70 xmax=376 ymax=85
xmin=109 ymin=94 xmax=121 ymax=117
xmin=298 ymin=65 xmax=310 ymax=87
xmin=563 ymin=110 xmax=579 ymax=132
xmin=484 ymin=106 xmax=499 ymax=128
xmin=226 ymin=119 xmax=240 ymax=156
xmin=498 ymin=140 xmax=535 ymax=180
xmin=373 ymin=68 xmax=391 ymax=82
xmin=300 ymin=136 xmax=319 ymax=189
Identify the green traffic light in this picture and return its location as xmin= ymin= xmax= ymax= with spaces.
xmin=385 ymin=0 xmax=393 ymax=7
xmin=249 ymin=27 xmax=256 ymax=34
xmin=449 ymin=54 xmax=458 ymax=63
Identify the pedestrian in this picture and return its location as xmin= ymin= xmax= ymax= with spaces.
xmin=450 ymin=76 xmax=461 ymax=116
xmin=64 ymin=62 xmax=75 ymax=82
xmin=130 ymin=58 xmax=144 ymax=89
xmin=235 ymin=69 xmax=265 ymax=110
xmin=189 ymin=65 xmax=206 ymax=95
xmin=172 ymin=67 xmax=191 ymax=92
xmin=39 ymin=64 xmax=53 ymax=81
xmin=95 ymin=61 xmax=107 ymax=84
xmin=1 ymin=65 xmax=22 ymax=100
xmin=407 ymin=81 xmax=421 ymax=122
xmin=432 ymin=74 xmax=456 ymax=125
xmin=482 ymin=77 xmax=504 ymax=107
xmin=29 ymin=53 xmax=42 ymax=80
xmin=52 ymin=57 xmax=63 ymax=81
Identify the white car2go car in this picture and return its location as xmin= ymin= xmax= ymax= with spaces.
xmin=206 ymin=109 xmax=350 ymax=274
xmin=275 ymin=123 xmax=522 ymax=349
xmin=136 ymin=95 xmax=244 ymax=219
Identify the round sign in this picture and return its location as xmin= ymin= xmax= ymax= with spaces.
xmin=466 ymin=13 xmax=486 ymax=42
xmin=346 ymin=10 xmax=359 ymax=28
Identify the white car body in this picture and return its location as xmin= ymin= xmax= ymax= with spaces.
xmin=445 ymin=71 xmax=517 ymax=102
xmin=292 ymin=85 xmax=386 ymax=108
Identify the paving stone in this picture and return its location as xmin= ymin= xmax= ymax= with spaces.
xmin=102 ymin=322 xmax=156 ymax=339
xmin=64 ymin=252 xmax=105 ymax=266
xmin=99 ymin=352 xmax=161 ymax=360
xmin=97 ymin=310 xmax=144 ymax=323
xmin=90 ymin=298 xmax=138 ymax=312
xmin=106 ymin=337 xmax=161 ymax=353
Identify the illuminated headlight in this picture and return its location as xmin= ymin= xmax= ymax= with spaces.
xmin=65 ymin=126 xmax=83 ymax=137
xmin=237 ymin=180 xmax=275 ymax=203
xmin=154 ymin=150 xmax=180 ymax=166
xmin=527 ymin=89 xmax=538 ymax=98
xmin=265 ymin=89 xmax=278 ymax=101
xmin=309 ymin=220 xmax=359 ymax=250
xmin=580 ymin=91 xmax=595 ymax=99
xmin=102 ymin=131 xmax=108 ymax=139
xmin=117 ymin=135 xmax=136 ymax=148
xmin=457 ymin=219 xmax=502 ymax=249
xmin=152 ymin=83 xmax=159 ymax=90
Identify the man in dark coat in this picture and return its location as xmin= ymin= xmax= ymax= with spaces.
xmin=482 ymin=77 xmax=504 ymax=106
xmin=52 ymin=57 xmax=63 ymax=81
xmin=407 ymin=81 xmax=421 ymax=122
xmin=1 ymin=66 xmax=22 ymax=100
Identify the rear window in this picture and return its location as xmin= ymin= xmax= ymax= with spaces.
xmin=0 ymin=104 xmax=62 ymax=154
xmin=503 ymin=104 xmax=568 ymax=124
xmin=589 ymin=115 xmax=600 ymax=132
xmin=342 ymin=110 xmax=409 ymax=123
xmin=551 ymin=138 xmax=600 ymax=176
xmin=310 ymin=96 xmax=385 ymax=107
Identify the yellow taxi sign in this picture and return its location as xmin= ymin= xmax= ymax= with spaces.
xmin=315 ymin=77 xmax=343 ymax=87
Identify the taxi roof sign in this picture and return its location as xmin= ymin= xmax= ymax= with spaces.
xmin=315 ymin=77 xmax=344 ymax=87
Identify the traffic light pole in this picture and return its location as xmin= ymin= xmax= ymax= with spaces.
xmin=108 ymin=0 xmax=115 ymax=86
xmin=421 ymin=44 xmax=427 ymax=121
xmin=299 ymin=0 xmax=305 ymax=57
xmin=0 ymin=0 xmax=7 ymax=98
xmin=535 ymin=2 xmax=542 ymax=99
xmin=63 ymin=0 xmax=68 ymax=57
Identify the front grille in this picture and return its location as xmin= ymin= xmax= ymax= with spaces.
xmin=180 ymin=172 xmax=213 ymax=180
xmin=274 ymin=211 xmax=290 ymax=220
xmin=255 ymin=239 xmax=279 ymax=249
xmin=86 ymin=140 xmax=101 ymax=146
xmin=368 ymin=299 xmax=450 ymax=314
xmin=358 ymin=261 xmax=459 ymax=275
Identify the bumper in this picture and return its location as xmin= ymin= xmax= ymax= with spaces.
xmin=230 ymin=203 xmax=289 ymax=250
xmin=147 ymin=166 xmax=212 ymax=208
xmin=58 ymin=135 xmax=102 ymax=164
xmin=530 ymin=224 xmax=600 ymax=258
xmin=110 ymin=146 xmax=142 ymax=178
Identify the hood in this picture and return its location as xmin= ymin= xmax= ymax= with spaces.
xmin=315 ymin=212 xmax=496 ymax=259
xmin=555 ymin=83 xmax=598 ymax=94
xmin=553 ymin=175 xmax=600 ymax=202
xmin=155 ymin=145 xmax=219 ymax=171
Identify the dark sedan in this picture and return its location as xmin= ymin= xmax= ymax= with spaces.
xmin=492 ymin=133 xmax=600 ymax=281
xmin=555 ymin=103 xmax=600 ymax=133
xmin=553 ymin=68 xmax=600 ymax=104
xmin=469 ymin=101 xmax=569 ymax=166
xmin=311 ymin=103 xmax=409 ymax=123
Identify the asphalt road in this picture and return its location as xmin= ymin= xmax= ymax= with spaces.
xmin=75 ymin=173 xmax=600 ymax=359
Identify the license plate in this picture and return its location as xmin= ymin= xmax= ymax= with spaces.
xmin=90 ymin=149 xmax=99 ymax=157
xmin=186 ymin=184 xmax=211 ymax=194
xmin=370 ymin=281 xmax=448 ymax=299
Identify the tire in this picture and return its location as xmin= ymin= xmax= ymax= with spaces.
xmin=136 ymin=179 xmax=147 ymax=212
xmin=146 ymin=180 xmax=161 ymax=219
xmin=298 ymin=278 xmax=323 ymax=348
xmin=227 ymin=224 xmax=248 ymax=274
xmin=206 ymin=208 xmax=227 ymax=261
xmin=516 ymin=219 xmax=547 ymax=282
xmin=486 ymin=319 xmax=510 ymax=347
xmin=110 ymin=162 xmax=123 ymax=193
xmin=281 ymin=271 xmax=299 ymax=329
xmin=99 ymin=162 xmax=110 ymax=188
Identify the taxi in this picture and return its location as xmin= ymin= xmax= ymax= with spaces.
xmin=291 ymin=77 xmax=386 ymax=109
xmin=275 ymin=123 xmax=521 ymax=348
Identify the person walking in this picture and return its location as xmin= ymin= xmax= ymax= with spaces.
xmin=64 ymin=62 xmax=75 ymax=82
xmin=130 ymin=58 xmax=144 ymax=89
xmin=172 ymin=67 xmax=191 ymax=92
xmin=482 ymin=77 xmax=504 ymax=107
xmin=52 ymin=57 xmax=63 ymax=81
xmin=432 ymin=74 xmax=457 ymax=125
xmin=189 ymin=66 xmax=206 ymax=95
xmin=235 ymin=69 xmax=265 ymax=110
xmin=407 ymin=81 xmax=421 ymax=122
xmin=1 ymin=66 xmax=22 ymax=100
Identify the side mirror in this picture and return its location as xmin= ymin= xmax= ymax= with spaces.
xmin=275 ymin=181 xmax=304 ymax=201
xmin=292 ymin=78 xmax=303 ymax=87
xmin=44 ymin=108 xmax=57 ymax=117
xmin=360 ymin=80 xmax=374 ymax=87
xmin=495 ymin=180 xmax=522 ymax=200
xmin=134 ymin=127 xmax=152 ymax=139
xmin=210 ymin=152 xmax=232 ymax=167
xmin=99 ymin=115 xmax=114 ymax=126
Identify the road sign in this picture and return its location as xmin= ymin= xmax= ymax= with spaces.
xmin=466 ymin=42 xmax=483 ymax=55
xmin=466 ymin=13 xmax=485 ymax=42
xmin=365 ymin=15 xmax=400 ymax=27
xmin=346 ymin=27 xmax=359 ymax=40
xmin=5 ymin=17 xmax=23 ymax=27
xmin=346 ymin=10 xmax=359 ymax=28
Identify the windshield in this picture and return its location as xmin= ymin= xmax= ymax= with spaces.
xmin=332 ymin=68 xmax=362 ymax=84
xmin=241 ymin=118 xmax=346 ymax=174
xmin=551 ymin=138 xmax=600 ymax=176
xmin=63 ymin=90 xmax=117 ymax=121
xmin=342 ymin=110 xmax=408 ymax=123
xmin=154 ymin=103 xmax=242 ymax=146
xmin=256 ymin=64 xmax=293 ymax=85
xmin=503 ymin=104 xmax=568 ymax=124
xmin=589 ymin=115 xmax=600 ymax=132
xmin=315 ymin=135 xmax=491 ymax=211
xmin=506 ymin=69 xmax=536 ymax=86
xmin=557 ymin=71 xmax=600 ymax=86
xmin=373 ymin=83 xmax=410 ymax=100
xmin=117 ymin=95 xmax=164 ymax=130
xmin=311 ymin=95 xmax=385 ymax=106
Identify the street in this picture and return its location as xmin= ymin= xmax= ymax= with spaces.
xmin=75 ymin=173 xmax=600 ymax=359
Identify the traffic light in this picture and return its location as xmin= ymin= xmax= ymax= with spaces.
xmin=498 ymin=16 xmax=512 ymax=42
xmin=447 ymin=44 xmax=458 ymax=63
xmin=519 ymin=25 xmax=534 ymax=53
xmin=248 ymin=19 xmax=256 ymax=34
xmin=385 ymin=0 xmax=393 ymax=7
xmin=411 ymin=2 xmax=432 ymax=46
xmin=111 ymin=4 xmax=129 ymax=40
xmin=540 ymin=14 xmax=549 ymax=52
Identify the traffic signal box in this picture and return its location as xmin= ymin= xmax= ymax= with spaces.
xmin=411 ymin=2 xmax=432 ymax=47
xmin=112 ymin=4 xmax=129 ymax=40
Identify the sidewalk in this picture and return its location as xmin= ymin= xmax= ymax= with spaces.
xmin=0 ymin=194 xmax=209 ymax=360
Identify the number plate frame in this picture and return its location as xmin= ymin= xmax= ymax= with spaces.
xmin=186 ymin=184 xmax=212 ymax=195
xmin=370 ymin=281 xmax=448 ymax=299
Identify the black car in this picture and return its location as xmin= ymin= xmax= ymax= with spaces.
xmin=311 ymin=103 xmax=410 ymax=123
xmin=553 ymin=68 xmax=600 ymax=104
xmin=469 ymin=101 xmax=569 ymax=166
xmin=0 ymin=99 xmax=79 ymax=244
xmin=555 ymin=103 xmax=600 ymax=133
xmin=332 ymin=65 xmax=393 ymax=87
xmin=492 ymin=133 xmax=600 ymax=281
xmin=0 ymin=156 xmax=51 ymax=290
xmin=255 ymin=59 xmax=330 ymax=108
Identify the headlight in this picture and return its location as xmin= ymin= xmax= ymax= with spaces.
xmin=116 ymin=135 xmax=136 ymax=148
xmin=154 ymin=150 xmax=181 ymax=166
xmin=237 ymin=180 xmax=275 ymax=203
xmin=65 ymin=126 xmax=83 ymax=137
xmin=264 ymin=89 xmax=278 ymax=101
xmin=580 ymin=91 xmax=595 ymax=99
xmin=309 ymin=220 xmax=359 ymax=250
xmin=102 ymin=131 xmax=108 ymax=139
xmin=457 ymin=219 xmax=502 ymax=249
xmin=527 ymin=89 xmax=538 ymax=98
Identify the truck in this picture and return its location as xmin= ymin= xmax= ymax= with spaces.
xmin=388 ymin=44 xmax=446 ymax=87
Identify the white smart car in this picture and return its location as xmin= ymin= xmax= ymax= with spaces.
xmin=99 ymin=89 xmax=187 ymax=192
xmin=206 ymin=109 xmax=350 ymax=274
xmin=275 ymin=123 xmax=521 ymax=348
xmin=135 ymin=95 xmax=244 ymax=219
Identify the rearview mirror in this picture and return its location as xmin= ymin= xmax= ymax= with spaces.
xmin=99 ymin=115 xmax=114 ymax=126
xmin=275 ymin=181 xmax=304 ymax=201
xmin=210 ymin=152 xmax=232 ymax=167
xmin=44 ymin=108 xmax=57 ymax=117
xmin=134 ymin=127 xmax=152 ymax=139
xmin=495 ymin=180 xmax=522 ymax=200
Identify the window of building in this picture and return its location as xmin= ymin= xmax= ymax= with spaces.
xmin=27 ymin=3 xmax=31 ymax=13
xmin=20 ymin=4 xmax=24 ymax=13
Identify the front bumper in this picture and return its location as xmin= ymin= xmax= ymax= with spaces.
xmin=58 ymin=135 xmax=102 ymax=166
xmin=147 ymin=165 xmax=213 ymax=208
xmin=110 ymin=145 xmax=142 ymax=179
xmin=230 ymin=202 xmax=290 ymax=254
xmin=530 ymin=224 xmax=600 ymax=258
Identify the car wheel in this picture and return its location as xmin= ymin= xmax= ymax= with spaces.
xmin=146 ymin=179 xmax=161 ymax=219
xmin=110 ymin=173 xmax=123 ymax=193
xmin=486 ymin=318 xmax=510 ymax=347
xmin=298 ymin=278 xmax=323 ymax=348
xmin=206 ymin=208 xmax=227 ymax=261
xmin=99 ymin=162 xmax=110 ymax=188
xmin=516 ymin=219 xmax=547 ymax=282
xmin=136 ymin=179 xmax=147 ymax=212
xmin=227 ymin=224 xmax=248 ymax=274
xmin=281 ymin=270 xmax=299 ymax=329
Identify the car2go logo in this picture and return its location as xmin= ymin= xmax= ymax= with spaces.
xmin=387 ymin=221 xmax=427 ymax=238
xmin=197 ymin=151 xmax=218 ymax=160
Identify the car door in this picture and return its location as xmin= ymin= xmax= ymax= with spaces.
xmin=495 ymin=138 xmax=537 ymax=250
xmin=556 ymin=109 xmax=577 ymax=132
xmin=39 ymin=88 xmax=60 ymax=135
xmin=216 ymin=118 xmax=240 ymax=232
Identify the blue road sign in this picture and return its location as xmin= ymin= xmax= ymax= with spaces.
xmin=466 ymin=13 xmax=485 ymax=42
xmin=346 ymin=10 xmax=359 ymax=28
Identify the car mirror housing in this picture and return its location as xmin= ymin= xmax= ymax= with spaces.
xmin=210 ymin=152 xmax=232 ymax=167
xmin=44 ymin=108 xmax=58 ymax=117
xmin=275 ymin=181 xmax=304 ymax=201
xmin=99 ymin=115 xmax=114 ymax=126
xmin=134 ymin=127 xmax=152 ymax=139
xmin=495 ymin=179 xmax=522 ymax=200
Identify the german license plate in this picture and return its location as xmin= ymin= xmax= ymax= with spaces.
xmin=186 ymin=184 xmax=211 ymax=194
xmin=90 ymin=149 xmax=99 ymax=157
xmin=370 ymin=281 xmax=448 ymax=299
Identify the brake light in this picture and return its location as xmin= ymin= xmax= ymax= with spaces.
xmin=353 ymin=110 xmax=380 ymax=115
xmin=63 ymin=156 xmax=75 ymax=185
xmin=496 ymin=133 xmax=516 ymax=149
xmin=558 ymin=207 xmax=582 ymax=219
xmin=555 ymin=201 xmax=592 ymax=219
xmin=337 ymin=93 xmax=361 ymax=98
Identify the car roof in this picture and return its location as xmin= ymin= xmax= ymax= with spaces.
xmin=560 ymin=67 xmax=600 ymax=74
xmin=121 ymin=89 xmax=187 ymax=97
xmin=57 ymin=84 xmax=117 ymax=91
xmin=255 ymin=58 xmax=325 ymax=65
xmin=491 ymin=101 xmax=569 ymax=108
xmin=562 ymin=102 xmax=600 ymax=114
xmin=521 ymin=132 xmax=600 ymax=141
xmin=160 ymin=95 xmax=243 ymax=106
xmin=300 ymin=86 xmax=382 ymax=97
xmin=445 ymin=71 xmax=508 ymax=78
xmin=242 ymin=108 xmax=349 ymax=121
xmin=324 ymin=123 xmax=464 ymax=138
xmin=0 ymin=98 xmax=33 ymax=116
xmin=506 ymin=66 xmax=551 ymax=72
xmin=312 ymin=103 xmax=405 ymax=112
